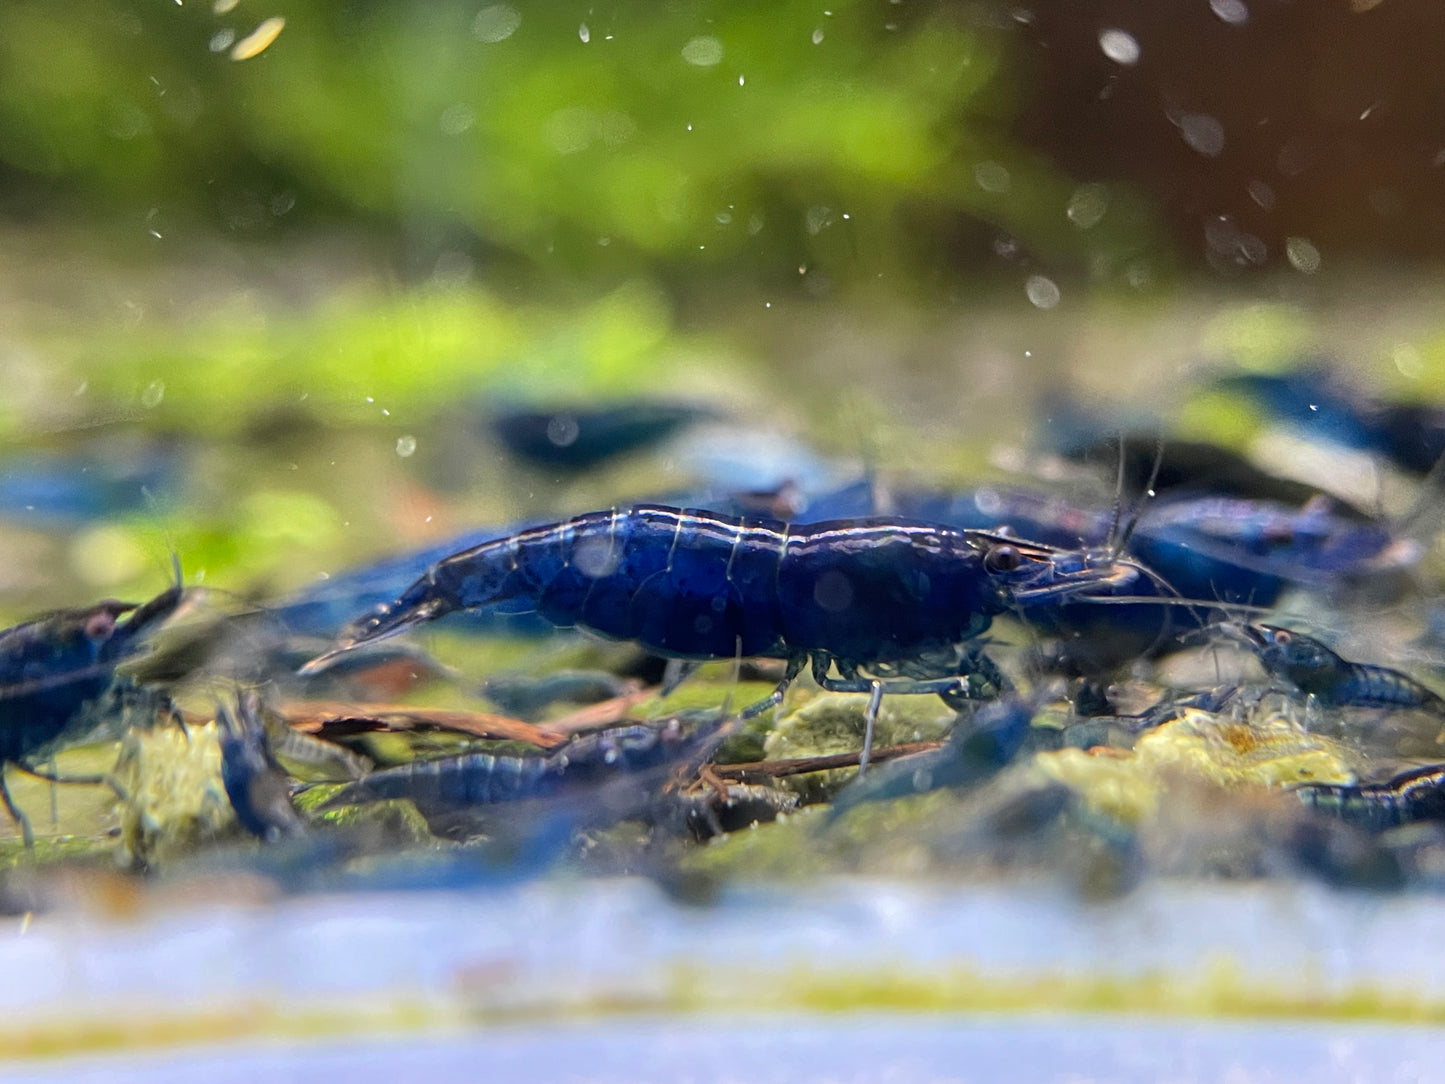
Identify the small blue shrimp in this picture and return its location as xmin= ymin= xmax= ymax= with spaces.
xmin=216 ymin=691 xmax=306 ymax=842
xmin=1297 ymin=764 xmax=1445 ymax=832
xmin=1231 ymin=624 xmax=1445 ymax=714
xmin=826 ymin=695 xmax=1034 ymax=819
xmin=0 ymin=583 xmax=182 ymax=845
xmin=318 ymin=715 xmax=723 ymax=839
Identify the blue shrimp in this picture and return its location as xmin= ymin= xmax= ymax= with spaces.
xmin=216 ymin=691 xmax=306 ymax=843
xmin=1221 ymin=363 xmax=1445 ymax=475
xmin=876 ymin=486 xmax=1407 ymax=671
xmin=488 ymin=401 xmax=714 ymax=471
xmin=826 ymin=695 xmax=1034 ymax=820
xmin=1296 ymin=764 xmax=1445 ymax=832
xmin=1231 ymin=624 xmax=1445 ymax=714
xmin=303 ymin=505 xmax=1146 ymax=762
xmin=0 ymin=583 xmax=182 ymax=846
xmin=318 ymin=715 xmax=721 ymax=840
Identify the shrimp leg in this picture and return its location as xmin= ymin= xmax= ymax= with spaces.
xmin=0 ymin=766 xmax=33 ymax=850
xmin=737 ymin=656 xmax=806 ymax=719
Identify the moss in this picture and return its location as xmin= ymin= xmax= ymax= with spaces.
xmin=111 ymin=721 xmax=238 ymax=868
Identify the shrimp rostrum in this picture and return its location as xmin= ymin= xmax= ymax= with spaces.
xmin=304 ymin=505 xmax=1148 ymax=720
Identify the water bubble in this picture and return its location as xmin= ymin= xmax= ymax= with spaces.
xmin=973 ymin=161 xmax=1011 ymax=194
xmin=396 ymin=434 xmax=417 ymax=458
xmin=1025 ymin=275 xmax=1061 ymax=310
xmin=230 ymin=16 xmax=285 ymax=61
xmin=1285 ymin=237 xmax=1321 ymax=274
xmin=573 ymin=535 xmax=619 ymax=578
xmin=1098 ymin=28 xmax=1140 ymax=65
xmin=1209 ymin=0 xmax=1249 ymax=25
xmin=473 ymin=5 xmax=520 ymax=43
xmin=213 ymin=0 xmax=238 ymax=12
xmin=1394 ymin=343 xmax=1423 ymax=380
xmin=1179 ymin=113 xmax=1225 ymax=157
xmin=107 ymin=101 xmax=150 ymax=141
xmin=1126 ymin=259 xmax=1152 ymax=289
xmin=439 ymin=103 xmax=475 ymax=135
xmin=208 ymin=28 xmax=236 ymax=53
xmin=681 ymin=35 xmax=723 ymax=66
xmin=1247 ymin=179 xmax=1275 ymax=210
xmin=805 ymin=205 xmax=834 ymax=235
xmin=1066 ymin=183 xmax=1109 ymax=229
xmin=578 ymin=23 xmax=589 ymax=43
xmin=812 ymin=28 xmax=825 ymax=44
xmin=141 ymin=380 xmax=165 ymax=408
xmin=546 ymin=414 xmax=580 ymax=448
xmin=543 ymin=107 xmax=597 ymax=154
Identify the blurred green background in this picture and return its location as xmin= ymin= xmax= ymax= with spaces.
xmin=0 ymin=0 xmax=1440 ymax=613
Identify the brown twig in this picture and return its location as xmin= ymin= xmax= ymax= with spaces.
xmin=278 ymin=700 xmax=563 ymax=748
xmin=711 ymin=740 xmax=943 ymax=781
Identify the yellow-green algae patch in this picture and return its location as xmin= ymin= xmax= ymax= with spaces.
xmin=4 ymin=954 xmax=1445 ymax=1062
xmin=1034 ymin=707 xmax=1359 ymax=826
xmin=112 ymin=721 xmax=237 ymax=868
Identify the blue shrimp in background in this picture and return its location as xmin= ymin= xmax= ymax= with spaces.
xmin=0 ymin=435 xmax=186 ymax=528
xmin=318 ymin=713 xmax=729 ymax=842
xmin=1220 ymin=362 xmax=1445 ymax=474
xmin=789 ymin=480 xmax=1410 ymax=672
xmin=487 ymin=400 xmax=715 ymax=470
xmin=1228 ymin=624 xmax=1445 ymax=715
xmin=1297 ymin=764 xmax=1445 ymax=832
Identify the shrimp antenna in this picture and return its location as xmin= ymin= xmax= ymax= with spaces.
xmin=1112 ymin=430 xmax=1166 ymax=560
xmin=141 ymin=485 xmax=184 ymax=592
xmin=1104 ymin=430 xmax=1129 ymax=556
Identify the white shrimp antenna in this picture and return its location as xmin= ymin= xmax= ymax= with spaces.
xmin=1108 ymin=430 xmax=1166 ymax=561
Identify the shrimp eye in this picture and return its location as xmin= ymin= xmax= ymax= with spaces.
xmin=985 ymin=544 xmax=1023 ymax=573
xmin=83 ymin=610 xmax=117 ymax=640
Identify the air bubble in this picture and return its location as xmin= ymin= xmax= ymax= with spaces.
xmin=1098 ymin=28 xmax=1140 ymax=65
xmin=1247 ymin=180 xmax=1276 ymax=210
xmin=473 ymin=5 xmax=521 ymax=43
xmin=1179 ymin=113 xmax=1225 ymax=157
xmin=974 ymin=161 xmax=1011 ymax=194
xmin=1209 ymin=0 xmax=1248 ymax=25
xmin=1394 ymin=344 xmax=1423 ymax=380
xmin=439 ymin=103 xmax=475 ymax=135
xmin=681 ymin=36 xmax=723 ymax=66
xmin=1066 ymin=183 xmax=1109 ymax=229
xmin=1286 ymin=237 xmax=1321 ymax=274
xmin=396 ymin=435 xmax=417 ymax=457
xmin=1025 ymin=275 xmax=1061 ymax=310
